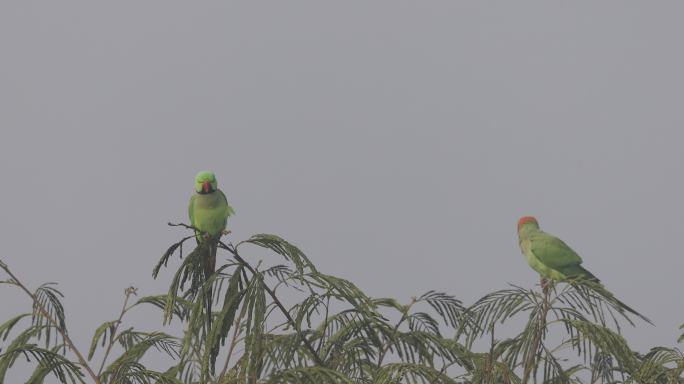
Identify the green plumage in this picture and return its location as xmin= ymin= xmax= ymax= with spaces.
xmin=188 ymin=171 xmax=234 ymax=325
xmin=189 ymin=189 xmax=234 ymax=240
xmin=518 ymin=218 xmax=598 ymax=282
xmin=517 ymin=216 xmax=652 ymax=324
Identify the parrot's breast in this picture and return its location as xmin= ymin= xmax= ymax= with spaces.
xmin=192 ymin=193 xmax=228 ymax=236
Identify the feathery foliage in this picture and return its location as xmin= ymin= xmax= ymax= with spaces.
xmin=1 ymin=221 xmax=680 ymax=384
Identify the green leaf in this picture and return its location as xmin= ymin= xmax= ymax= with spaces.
xmin=87 ymin=320 xmax=118 ymax=360
xmin=564 ymin=319 xmax=637 ymax=372
xmin=134 ymin=295 xmax=192 ymax=321
xmin=0 ymin=341 xmax=85 ymax=384
xmin=417 ymin=290 xmax=465 ymax=328
xmin=203 ymin=266 xmax=245 ymax=375
xmin=162 ymin=246 xmax=204 ymax=324
xmin=243 ymin=273 xmax=267 ymax=383
xmin=101 ymin=331 xmax=180 ymax=383
xmin=0 ymin=313 xmax=30 ymax=343
xmin=264 ymin=366 xmax=354 ymax=383
xmin=374 ymin=362 xmax=457 ymax=384
xmin=238 ymin=234 xmax=315 ymax=274
xmin=32 ymin=283 xmax=67 ymax=348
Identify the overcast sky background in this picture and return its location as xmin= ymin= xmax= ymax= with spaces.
xmin=1 ymin=1 xmax=683 ymax=380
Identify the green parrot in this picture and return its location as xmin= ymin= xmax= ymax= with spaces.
xmin=517 ymin=216 xmax=651 ymax=323
xmin=188 ymin=171 xmax=235 ymax=321
xmin=517 ymin=216 xmax=598 ymax=284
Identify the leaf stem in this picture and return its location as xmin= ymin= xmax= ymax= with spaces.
xmin=377 ymin=297 xmax=417 ymax=368
xmin=522 ymin=280 xmax=552 ymax=384
xmin=96 ymin=286 xmax=137 ymax=377
xmin=0 ymin=261 xmax=101 ymax=384
xmin=218 ymin=298 xmax=248 ymax=381
xmin=219 ymin=241 xmax=326 ymax=367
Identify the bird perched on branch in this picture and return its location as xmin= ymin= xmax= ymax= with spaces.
xmin=189 ymin=171 xmax=235 ymax=324
xmin=517 ymin=216 xmax=598 ymax=288
xmin=517 ymin=216 xmax=651 ymax=323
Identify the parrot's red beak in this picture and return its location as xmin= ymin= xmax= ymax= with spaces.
xmin=202 ymin=181 xmax=211 ymax=193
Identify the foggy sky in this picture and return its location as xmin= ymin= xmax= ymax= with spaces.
xmin=1 ymin=1 xmax=683 ymax=381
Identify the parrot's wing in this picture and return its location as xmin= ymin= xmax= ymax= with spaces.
xmin=218 ymin=189 xmax=235 ymax=218
xmin=188 ymin=194 xmax=197 ymax=227
xmin=189 ymin=194 xmax=203 ymax=243
xmin=529 ymin=232 xmax=583 ymax=269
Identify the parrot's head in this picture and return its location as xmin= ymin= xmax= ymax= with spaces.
xmin=517 ymin=216 xmax=540 ymax=233
xmin=195 ymin=171 xmax=218 ymax=194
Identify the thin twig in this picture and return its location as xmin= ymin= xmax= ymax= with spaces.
xmin=168 ymin=222 xmax=199 ymax=231
xmin=218 ymin=240 xmax=326 ymax=367
xmin=218 ymin=298 xmax=249 ymax=381
xmin=377 ymin=297 xmax=417 ymax=368
xmin=522 ymin=280 xmax=552 ymax=384
xmin=316 ymin=296 xmax=331 ymax=354
xmin=0 ymin=261 xmax=102 ymax=384
xmin=96 ymin=286 xmax=138 ymax=377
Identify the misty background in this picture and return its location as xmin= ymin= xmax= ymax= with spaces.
xmin=1 ymin=1 xmax=683 ymax=378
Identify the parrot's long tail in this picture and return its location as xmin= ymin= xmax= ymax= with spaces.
xmin=561 ymin=265 xmax=600 ymax=283
xmin=577 ymin=266 xmax=600 ymax=283
xmin=202 ymin=243 xmax=217 ymax=331
xmin=594 ymin=284 xmax=653 ymax=325
xmin=571 ymin=275 xmax=653 ymax=325
xmin=560 ymin=265 xmax=652 ymax=324
xmin=196 ymin=234 xmax=216 ymax=331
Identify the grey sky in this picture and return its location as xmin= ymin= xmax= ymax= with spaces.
xmin=1 ymin=1 xmax=683 ymax=379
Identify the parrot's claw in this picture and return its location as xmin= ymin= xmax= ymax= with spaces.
xmin=540 ymin=277 xmax=550 ymax=291
xmin=221 ymin=229 xmax=232 ymax=236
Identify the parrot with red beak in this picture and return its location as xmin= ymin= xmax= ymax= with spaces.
xmin=188 ymin=171 xmax=234 ymax=322
xmin=517 ymin=216 xmax=651 ymax=323
xmin=517 ymin=216 xmax=597 ymax=284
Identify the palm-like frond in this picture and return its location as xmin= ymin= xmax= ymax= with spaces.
xmin=134 ymin=295 xmax=193 ymax=321
xmin=3 ymin=229 xmax=671 ymax=384
xmin=0 ymin=313 xmax=31 ymax=347
xmin=161 ymin=245 xmax=209 ymax=325
xmin=563 ymin=319 xmax=638 ymax=373
xmin=467 ymin=279 xmax=653 ymax=383
xmin=88 ymin=320 xmax=119 ymax=360
xmin=416 ymin=291 xmax=465 ymax=329
xmin=32 ymin=282 xmax=67 ymax=348
xmin=374 ymin=362 xmax=458 ymax=384
xmin=203 ymin=266 xmax=245 ymax=376
xmin=1 ymin=343 xmax=85 ymax=384
xmin=237 ymin=234 xmax=315 ymax=275
xmin=262 ymin=366 xmax=353 ymax=384
xmin=100 ymin=332 xmax=180 ymax=383
xmin=629 ymin=347 xmax=684 ymax=383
